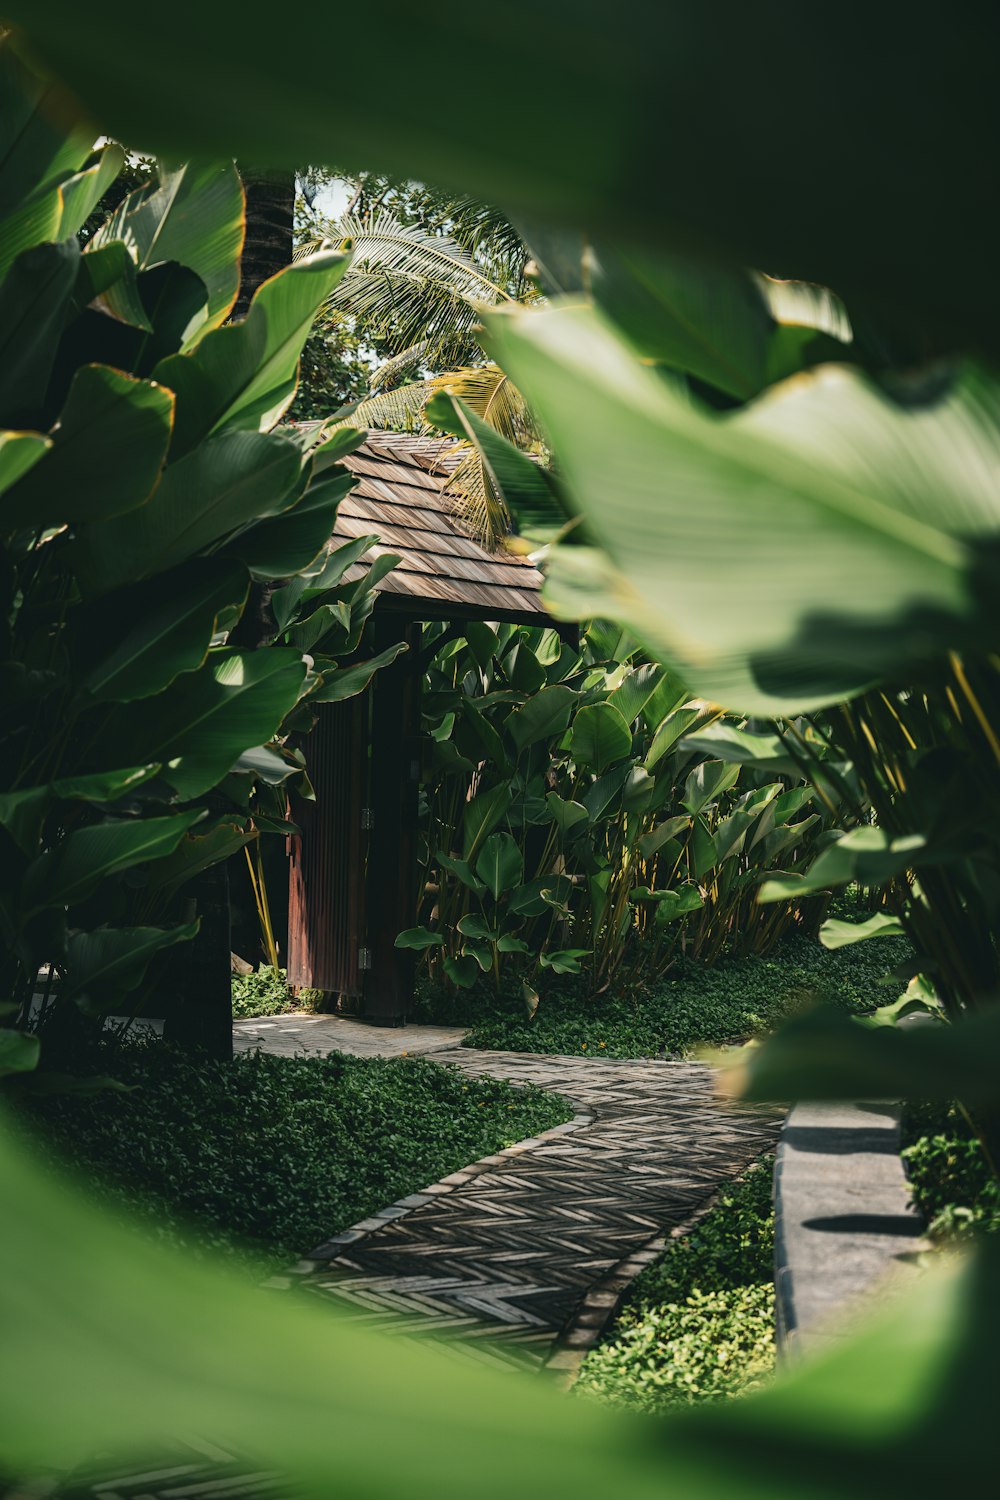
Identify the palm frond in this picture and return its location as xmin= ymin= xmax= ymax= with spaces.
xmin=430 ymin=366 xmax=538 ymax=448
xmin=333 ymin=211 xmax=511 ymax=302
xmin=316 ymin=361 xmax=541 ymax=550
xmin=368 ymin=340 xmax=431 ymax=392
xmin=305 ymin=211 xmax=514 ymax=371
xmin=442 ymin=446 xmax=510 ymax=550
xmin=344 ymin=381 xmax=439 ymax=432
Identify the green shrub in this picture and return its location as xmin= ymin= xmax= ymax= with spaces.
xmin=16 ymin=1043 xmax=572 ymax=1268
xmin=231 ymin=967 xmax=297 ymax=1018
xmin=902 ymin=1101 xmax=1000 ymax=1241
xmin=575 ymin=1157 xmax=775 ymax=1411
xmin=416 ymin=932 xmax=912 ymax=1058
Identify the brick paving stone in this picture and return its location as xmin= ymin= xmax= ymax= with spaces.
xmin=292 ymin=1048 xmax=783 ymax=1371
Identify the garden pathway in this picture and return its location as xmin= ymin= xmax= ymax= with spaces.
xmin=64 ymin=1028 xmax=781 ymax=1498
xmin=241 ymin=1023 xmax=783 ymax=1376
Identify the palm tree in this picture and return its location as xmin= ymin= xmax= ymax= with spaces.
xmin=304 ymin=198 xmax=544 ymax=546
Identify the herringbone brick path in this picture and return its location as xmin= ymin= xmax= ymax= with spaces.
xmin=62 ymin=1045 xmax=780 ymax=1497
xmin=283 ymin=1050 xmax=782 ymax=1372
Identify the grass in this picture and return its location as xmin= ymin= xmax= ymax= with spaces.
xmin=575 ymin=1157 xmax=775 ymax=1411
xmin=16 ymin=1041 xmax=572 ymax=1269
xmin=415 ymin=931 xmax=913 ymax=1058
xmin=901 ymin=1100 xmax=1000 ymax=1241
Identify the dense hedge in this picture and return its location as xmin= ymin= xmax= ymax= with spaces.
xmin=17 ymin=1044 xmax=571 ymax=1267
xmin=416 ymin=933 xmax=913 ymax=1058
xmin=575 ymin=1157 xmax=775 ymax=1409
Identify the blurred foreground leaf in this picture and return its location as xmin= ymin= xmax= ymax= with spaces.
xmin=7 ymin=6 xmax=1000 ymax=357
xmin=487 ymin=304 xmax=1000 ymax=715
xmin=1 ymin=1113 xmax=999 ymax=1498
xmin=724 ymin=1005 xmax=1000 ymax=1107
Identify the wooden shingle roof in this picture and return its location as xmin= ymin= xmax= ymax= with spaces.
xmin=334 ymin=431 xmax=546 ymax=621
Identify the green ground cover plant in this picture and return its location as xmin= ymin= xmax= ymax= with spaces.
xmin=576 ymin=1158 xmax=774 ymax=1411
xmin=231 ymin=966 xmax=300 ymax=1018
xmin=15 ymin=1044 xmax=571 ymax=1265
xmin=902 ymin=1102 xmax=1000 ymax=1242
xmin=416 ymin=932 xmax=912 ymax=1058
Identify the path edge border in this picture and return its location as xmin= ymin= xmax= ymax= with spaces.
xmin=263 ymin=1103 xmax=594 ymax=1289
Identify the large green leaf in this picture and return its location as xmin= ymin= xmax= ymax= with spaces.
xmin=0 ymin=42 xmax=90 ymax=223
xmin=475 ymin=832 xmax=524 ymax=900
xmin=819 ymin=913 xmax=907 ymax=950
xmin=0 ymin=185 xmax=62 ymax=284
xmin=651 ymin=882 xmax=704 ymax=926
xmin=731 ymin=1004 xmax=1000 ymax=1110
xmin=682 ymin=723 xmax=804 ymax=778
xmin=73 ymin=560 xmax=248 ymax=702
xmin=310 ymin=642 xmax=409 ymax=704
xmin=227 ymin=471 xmax=354 ymax=580
xmin=145 ymin=818 xmax=255 ymax=900
xmin=10 ymin=8 xmax=1000 ymax=360
xmin=569 ymin=701 xmax=632 ymax=773
xmin=608 ymin=664 xmax=668 ymax=727
xmin=2 ymin=364 xmax=174 ymax=529
xmin=21 ymin=811 xmax=202 ymax=914
xmin=545 ymin=792 xmax=589 ymax=837
xmin=272 ymin=531 xmax=380 ymax=631
xmin=505 ymin=684 xmax=576 ymax=755
xmin=0 ymin=766 xmax=162 ymax=856
xmin=72 ymin=430 xmax=302 ymax=593
xmin=681 ymin=760 xmax=742 ymax=818
xmin=489 ymin=304 xmax=1000 ymax=714
xmin=589 ymin=244 xmax=851 ymax=399
xmin=56 ymin=142 xmax=125 ymax=238
xmin=462 ymin=783 xmax=512 ymax=861
xmin=91 ymin=160 xmax=244 ymax=345
xmin=88 ymin=650 xmax=308 ymax=801
xmin=154 ymin=246 xmax=351 ymax=455
xmin=0 ymin=238 xmax=78 ymax=423
xmin=64 ymin=921 xmax=199 ymax=1000
xmin=0 ymin=430 xmax=50 ymax=498
xmin=644 ymin=704 xmax=712 ymax=770
xmin=758 ymin=827 xmax=930 ymax=904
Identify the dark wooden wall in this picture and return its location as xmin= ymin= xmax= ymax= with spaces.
xmin=364 ymin=618 xmax=423 ymax=1024
xmin=287 ymin=693 xmax=367 ymax=998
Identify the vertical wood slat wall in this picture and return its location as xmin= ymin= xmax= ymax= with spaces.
xmin=364 ymin=620 xmax=423 ymax=1024
xmin=286 ymin=694 xmax=367 ymax=998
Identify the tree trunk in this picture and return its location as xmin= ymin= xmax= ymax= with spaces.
xmin=160 ymin=170 xmax=297 ymax=1056
xmin=232 ymin=167 xmax=295 ymax=319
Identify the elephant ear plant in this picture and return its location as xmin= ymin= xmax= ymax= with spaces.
xmin=401 ymin=621 xmax=843 ymax=999
xmin=0 ymin=44 xmax=402 ymax=1069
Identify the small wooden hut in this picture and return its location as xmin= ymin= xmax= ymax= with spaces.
xmin=286 ymin=431 xmax=552 ymax=1025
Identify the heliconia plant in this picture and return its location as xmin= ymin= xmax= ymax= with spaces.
xmin=398 ymin=621 xmax=847 ymax=997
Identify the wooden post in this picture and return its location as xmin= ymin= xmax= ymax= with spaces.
xmin=364 ymin=617 xmax=422 ymax=1025
xmin=162 ymin=860 xmax=234 ymax=1060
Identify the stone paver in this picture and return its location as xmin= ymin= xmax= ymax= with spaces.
xmin=233 ymin=1011 xmax=468 ymax=1059
xmin=775 ymin=1101 xmax=929 ymax=1359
